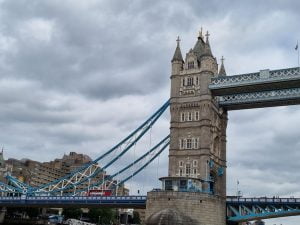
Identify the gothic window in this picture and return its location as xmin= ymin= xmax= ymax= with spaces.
xmin=193 ymin=168 xmax=197 ymax=175
xmin=187 ymin=77 xmax=194 ymax=86
xmin=179 ymin=161 xmax=183 ymax=167
xmin=196 ymin=76 xmax=199 ymax=85
xmin=187 ymin=112 xmax=192 ymax=121
xmin=188 ymin=61 xmax=194 ymax=69
xmin=180 ymin=139 xmax=185 ymax=149
xmin=182 ymin=78 xmax=185 ymax=87
xmin=193 ymin=160 xmax=197 ymax=167
xmin=186 ymin=164 xmax=191 ymax=176
xmin=179 ymin=168 xmax=183 ymax=176
xmin=186 ymin=139 xmax=192 ymax=149
xmin=180 ymin=112 xmax=185 ymax=122
xmin=193 ymin=138 xmax=199 ymax=149
xmin=195 ymin=111 xmax=200 ymax=121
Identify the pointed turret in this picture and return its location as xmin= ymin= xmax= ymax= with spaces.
xmin=202 ymin=31 xmax=213 ymax=57
xmin=219 ymin=56 xmax=226 ymax=76
xmin=171 ymin=36 xmax=184 ymax=75
xmin=171 ymin=36 xmax=183 ymax=63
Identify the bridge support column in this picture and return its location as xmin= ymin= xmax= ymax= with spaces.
xmin=0 ymin=207 xmax=6 ymax=224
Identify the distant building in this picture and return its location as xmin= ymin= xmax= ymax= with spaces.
xmin=4 ymin=151 xmax=128 ymax=195
xmin=0 ymin=149 xmax=8 ymax=183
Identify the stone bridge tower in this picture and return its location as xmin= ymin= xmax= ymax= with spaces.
xmin=146 ymin=31 xmax=228 ymax=225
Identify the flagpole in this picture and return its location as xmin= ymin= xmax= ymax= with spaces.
xmin=297 ymin=40 xmax=299 ymax=72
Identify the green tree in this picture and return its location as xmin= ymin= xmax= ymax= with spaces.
xmin=132 ymin=211 xmax=141 ymax=224
xmin=63 ymin=207 xmax=82 ymax=219
xmin=88 ymin=208 xmax=116 ymax=224
xmin=24 ymin=207 xmax=40 ymax=218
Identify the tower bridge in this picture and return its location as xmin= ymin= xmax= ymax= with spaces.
xmin=1 ymin=30 xmax=300 ymax=225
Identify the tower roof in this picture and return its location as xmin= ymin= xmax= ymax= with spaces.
xmin=171 ymin=36 xmax=184 ymax=63
xmin=219 ymin=56 xmax=226 ymax=75
xmin=193 ymin=30 xmax=213 ymax=60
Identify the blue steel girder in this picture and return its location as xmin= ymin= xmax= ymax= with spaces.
xmin=0 ymin=181 xmax=23 ymax=194
xmin=210 ymin=67 xmax=300 ymax=96
xmin=70 ymin=135 xmax=170 ymax=196
xmin=227 ymin=197 xmax=300 ymax=222
xmin=29 ymin=100 xmax=170 ymax=195
xmin=217 ymin=88 xmax=300 ymax=110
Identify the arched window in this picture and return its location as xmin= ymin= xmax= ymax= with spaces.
xmin=179 ymin=161 xmax=183 ymax=167
xmin=179 ymin=168 xmax=183 ymax=176
xmin=195 ymin=111 xmax=200 ymax=121
xmin=193 ymin=160 xmax=197 ymax=167
xmin=193 ymin=168 xmax=197 ymax=175
xmin=180 ymin=112 xmax=185 ymax=122
xmin=188 ymin=61 xmax=194 ymax=69
xmin=179 ymin=139 xmax=185 ymax=149
xmin=187 ymin=112 xmax=192 ymax=121
xmin=195 ymin=76 xmax=199 ymax=85
xmin=193 ymin=138 xmax=199 ymax=149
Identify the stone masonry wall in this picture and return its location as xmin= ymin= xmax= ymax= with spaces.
xmin=146 ymin=191 xmax=226 ymax=225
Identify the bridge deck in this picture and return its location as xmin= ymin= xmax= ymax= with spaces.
xmin=0 ymin=196 xmax=147 ymax=208
xmin=1 ymin=195 xmax=300 ymax=222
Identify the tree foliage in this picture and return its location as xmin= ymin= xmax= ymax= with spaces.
xmin=88 ymin=208 xmax=116 ymax=224
xmin=63 ymin=207 xmax=82 ymax=219
xmin=132 ymin=211 xmax=141 ymax=224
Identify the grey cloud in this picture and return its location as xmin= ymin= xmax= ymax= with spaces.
xmin=1 ymin=1 xmax=300 ymax=224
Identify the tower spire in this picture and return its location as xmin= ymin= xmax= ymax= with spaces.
xmin=205 ymin=31 xmax=210 ymax=43
xmin=202 ymin=30 xmax=212 ymax=57
xmin=219 ymin=56 xmax=226 ymax=75
xmin=171 ymin=36 xmax=184 ymax=62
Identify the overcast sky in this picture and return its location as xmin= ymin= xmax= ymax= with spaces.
xmin=1 ymin=0 xmax=300 ymax=224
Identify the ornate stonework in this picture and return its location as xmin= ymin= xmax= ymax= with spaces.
xmin=146 ymin=31 xmax=228 ymax=225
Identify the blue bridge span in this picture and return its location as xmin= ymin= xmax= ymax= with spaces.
xmin=1 ymin=195 xmax=300 ymax=222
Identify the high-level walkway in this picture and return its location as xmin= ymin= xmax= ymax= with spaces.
xmin=210 ymin=67 xmax=300 ymax=110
